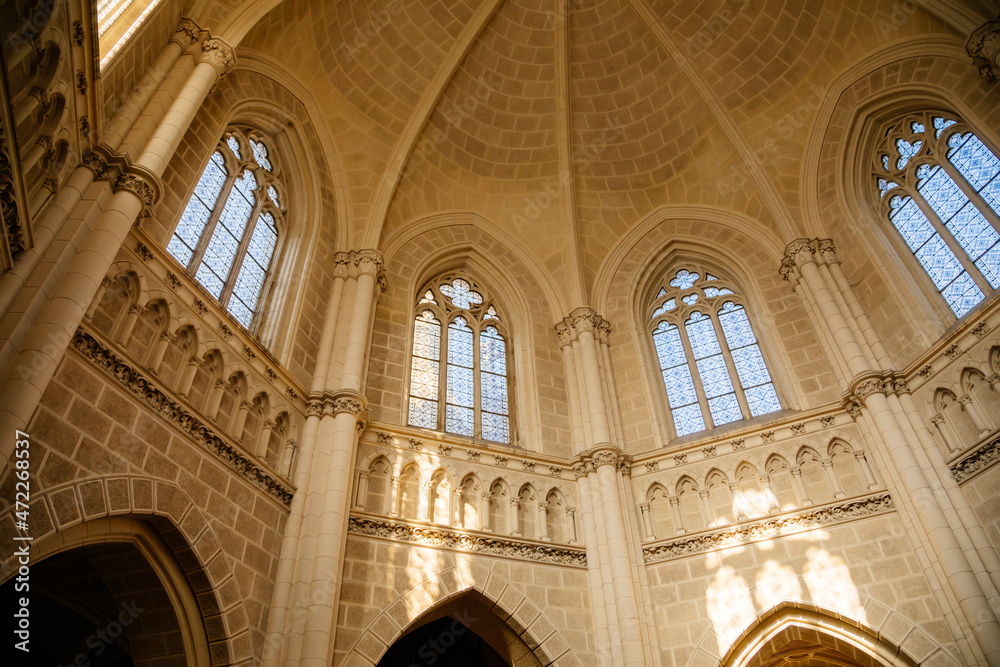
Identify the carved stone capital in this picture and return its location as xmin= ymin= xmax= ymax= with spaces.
xmin=571 ymin=462 xmax=590 ymax=479
xmin=569 ymin=307 xmax=600 ymax=335
xmin=591 ymin=450 xmax=619 ymax=468
xmin=329 ymin=396 xmax=364 ymax=416
xmin=967 ymin=13 xmax=1000 ymax=81
xmin=307 ymin=401 xmax=324 ymax=417
xmin=198 ymin=38 xmax=236 ymax=78
xmin=171 ymin=18 xmax=202 ymax=46
xmin=815 ymin=239 xmax=838 ymax=265
xmin=354 ymin=249 xmax=384 ymax=279
xmin=114 ymin=173 xmax=156 ymax=207
xmin=333 ymin=253 xmax=352 ymax=279
xmin=554 ymin=321 xmax=573 ymax=348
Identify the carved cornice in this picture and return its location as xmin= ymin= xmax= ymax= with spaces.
xmin=643 ymin=493 xmax=894 ymax=563
xmin=967 ymin=13 xmax=1000 ymax=81
xmin=81 ymin=146 xmax=162 ymax=211
xmin=307 ymin=389 xmax=369 ymax=420
xmin=951 ymin=435 xmax=1000 ymax=483
xmin=347 ymin=515 xmax=587 ymax=567
xmin=114 ymin=173 xmax=156 ymax=207
xmin=198 ymin=38 xmax=236 ymax=78
xmin=71 ymin=328 xmax=294 ymax=507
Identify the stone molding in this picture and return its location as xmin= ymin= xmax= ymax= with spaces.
xmin=171 ymin=18 xmax=203 ymax=46
xmin=80 ymin=146 xmax=161 ymax=211
xmin=967 ymin=13 xmax=1000 ymax=81
xmin=951 ymin=434 xmax=1000 ymax=483
xmin=347 ymin=514 xmax=587 ymax=567
xmin=642 ymin=492 xmax=894 ymax=563
xmin=71 ymin=327 xmax=294 ymax=507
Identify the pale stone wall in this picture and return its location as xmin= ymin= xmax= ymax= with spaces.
xmin=335 ymin=537 xmax=596 ymax=667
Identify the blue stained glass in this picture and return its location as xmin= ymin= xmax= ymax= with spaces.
xmin=251 ymin=139 xmax=272 ymax=171
xmin=651 ymin=299 xmax=676 ymax=319
xmin=933 ymin=117 xmax=957 ymax=138
xmin=167 ymin=237 xmax=194 ymax=265
xmin=745 ymin=384 xmax=781 ymax=417
xmin=195 ymin=153 xmax=227 ymax=207
xmin=685 ymin=313 xmax=721 ymax=359
xmin=409 ymin=397 xmax=437 ymax=429
xmin=195 ymin=263 xmax=225 ymax=298
xmin=227 ymin=136 xmax=241 ymax=158
xmin=918 ymin=166 xmax=965 ymax=223
xmin=168 ymin=152 xmax=227 ymax=267
xmin=881 ymin=155 xmax=889 ymax=172
xmin=915 ymin=234 xmax=964 ymax=289
xmin=895 ymin=138 xmax=922 ymax=170
xmin=977 ymin=244 xmax=1000 ymax=289
xmin=482 ymin=413 xmax=509 ymax=443
xmin=911 ymin=122 xmax=925 ymax=134
xmin=446 ymin=405 xmax=474 ymax=436
xmin=704 ymin=286 xmax=734 ymax=298
xmin=484 ymin=305 xmax=499 ymax=320
xmin=662 ymin=366 xmax=698 ymax=408
xmin=682 ymin=294 xmax=698 ymax=305
xmin=656 ymin=287 xmax=667 ymax=297
xmin=670 ymin=270 xmax=699 ymax=290
xmin=696 ymin=354 xmax=734 ymax=398
xmin=941 ymin=272 xmax=984 ymax=318
xmin=448 ymin=319 xmax=474 ymax=367
xmin=718 ymin=303 xmax=756 ymax=347
xmin=228 ymin=298 xmax=253 ymax=327
xmin=447 ymin=366 xmax=474 ymax=407
xmin=480 ymin=327 xmax=506 ymax=374
xmin=672 ymin=404 xmax=706 ymax=437
xmin=419 ymin=290 xmax=436 ymax=304
xmin=410 ymin=358 xmax=440 ymax=399
xmin=889 ymin=197 xmax=936 ymax=251
xmin=877 ymin=178 xmax=898 ymax=198
xmin=652 ymin=323 xmax=685 ymax=369
xmin=481 ymin=373 xmax=508 ymax=414
xmin=440 ymin=279 xmax=483 ymax=309
xmin=707 ymin=393 xmax=742 ymax=426
xmin=980 ymin=177 xmax=1000 ymax=214
xmin=947 ymin=203 xmax=1000 ymax=264
xmin=948 ymin=133 xmax=1000 ymax=190
xmin=706 ymin=274 xmax=718 ymax=281
xmin=729 ymin=345 xmax=772 ymax=386
xmin=413 ymin=312 xmax=441 ymax=360
xmin=268 ymin=185 xmax=280 ymax=208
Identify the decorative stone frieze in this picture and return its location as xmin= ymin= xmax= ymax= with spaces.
xmin=347 ymin=515 xmax=587 ymax=566
xmin=643 ymin=493 xmax=894 ymax=563
xmin=951 ymin=435 xmax=1000 ymax=483
xmin=967 ymin=13 xmax=1000 ymax=80
xmin=71 ymin=327 xmax=294 ymax=506
xmin=172 ymin=18 xmax=202 ymax=46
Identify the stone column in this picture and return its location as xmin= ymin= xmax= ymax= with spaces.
xmin=352 ymin=471 xmax=368 ymax=511
xmin=387 ymin=477 xmax=400 ymax=517
xmin=789 ymin=466 xmax=810 ymax=506
xmin=574 ymin=464 xmax=615 ymax=667
xmin=853 ymin=451 xmax=879 ymax=491
xmin=668 ymin=496 xmax=685 ymax=534
xmin=480 ymin=492 xmax=492 ymax=532
xmin=175 ymin=356 xmax=202 ymax=398
xmin=957 ymin=394 xmax=993 ymax=435
xmin=821 ymin=458 xmax=846 ymax=499
xmin=698 ymin=489 xmax=713 ymax=527
xmin=114 ymin=303 xmax=145 ymax=347
xmin=204 ymin=379 xmax=227 ymax=422
xmin=255 ymin=419 xmax=275 ymax=459
xmin=783 ymin=239 xmax=1000 ymax=663
xmin=760 ymin=475 xmax=782 ymax=514
xmin=639 ymin=502 xmax=654 ymax=541
xmin=230 ymin=400 xmax=252 ymax=440
xmin=509 ymin=497 xmax=521 ymax=536
xmin=146 ymin=331 xmax=173 ymax=373
xmin=538 ymin=501 xmax=549 ymax=541
xmin=0 ymin=37 xmax=236 ymax=463
xmin=451 ymin=488 xmax=462 ymax=527
xmin=593 ymin=449 xmax=645 ymax=667
xmin=566 ymin=507 xmax=578 ymax=545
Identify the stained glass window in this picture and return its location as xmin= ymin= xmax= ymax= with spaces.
xmin=649 ymin=268 xmax=781 ymax=438
xmin=874 ymin=112 xmax=1000 ymax=318
xmin=167 ymin=128 xmax=286 ymax=329
xmin=407 ymin=276 xmax=512 ymax=444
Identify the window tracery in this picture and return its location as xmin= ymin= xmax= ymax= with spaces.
xmin=407 ymin=276 xmax=512 ymax=444
xmin=167 ymin=127 xmax=286 ymax=330
xmin=649 ymin=267 xmax=781 ymax=438
xmin=873 ymin=112 xmax=1000 ymax=318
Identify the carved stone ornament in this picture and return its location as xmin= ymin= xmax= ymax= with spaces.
xmin=761 ymin=431 xmax=775 ymax=443
xmin=81 ymin=152 xmax=112 ymax=178
xmin=494 ymin=455 xmax=507 ymax=467
xmin=218 ymin=322 xmax=233 ymax=339
xmin=134 ymin=243 xmax=154 ymax=261
xmin=731 ymin=438 xmax=746 ymax=450
xmin=198 ymin=38 xmax=237 ymax=78
xmin=172 ymin=18 xmax=202 ymax=46
xmin=702 ymin=445 xmax=717 ymax=457
xmin=265 ymin=366 xmax=278 ymax=381
xmin=790 ymin=423 xmax=805 ymax=435
xmin=645 ymin=460 xmax=660 ymax=472
xmin=673 ymin=453 xmax=688 ymax=465
xmin=967 ymin=14 xmax=1000 ymax=81
xmin=591 ymin=450 xmax=618 ymax=467
xmin=853 ymin=376 xmax=887 ymax=399
xmin=951 ymin=435 xmax=1000 ymax=483
xmin=944 ymin=344 xmax=961 ymax=359
xmin=572 ymin=462 xmax=590 ymax=479
xmin=549 ymin=466 xmax=562 ymax=477
xmin=307 ymin=401 xmax=324 ymax=417
xmin=643 ymin=492 xmax=894 ymax=563
xmin=408 ymin=438 xmax=423 ymax=451
xmin=439 ymin=444 xmax=452 ymax=456
xmin=467 ymin=450 xmax=480 ymax=462
xmin=820 ymin=415 xmax=835 ymax=428
xmin=115 ymin=174 xmax=156 ymax=208
xmin=193 ymin=298 xmax=208 ymax=314
xmin=330 ymin=396 xmax=364 ymax=415
xmin=285 ymin=387 xmax=299 ymax=401
xmin=354 ymin=249 xmax=384 ymax=278
xmin=76 ymin=69 xmax=87 ymax=95
xmin=348 ymin=515 xmax=587 ymax=566
xmin=71 ymin=327 xmax=294 ymax=506
xmin=376 ymin=431 xmax=392 ymax=444
xmin=972 ymin=321 xmax=990 ymax=339
xmin=521 ymin=460 xmax=535 ymax=472
xmin=72 ymin=21 xmax=84 ymax=46
xmin=242 ymin=345 xmax=256 ymax=360
xmin=165 ymin=272 xmax=182 ymax=289
xmin=554 ymin=322 xmax=573 ymax=348
xmin=918 ymin=364 xmax=933 ymax=379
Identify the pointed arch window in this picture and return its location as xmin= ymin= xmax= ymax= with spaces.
xmin=873 ymin=112 xmax=1000 ymax=318
xmin=649 ymin=268 xmax=781 ymax=438
xmin=407 ymin=276 xmax=512 ymax=444
xmin=167 ymin=127 xmax=286 ymax=330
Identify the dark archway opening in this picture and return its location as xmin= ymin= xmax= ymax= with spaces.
xmin=2 ymin=543 xmax=186 ymax=667
xmin=377 ymin=615 xmax=509 ymax=667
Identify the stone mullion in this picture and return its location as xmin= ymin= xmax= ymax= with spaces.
xmin=508 ymin=497 xmax=520 ymax=537
xmin=678 ymin=321 xmax=714 ymax=431
xmin=255 ymin=419 xmax=275 ymax=459
xmin=114 ymin=303 xmax=145 ymax=347
xmin=146 ymin=330 xmax=173 ymax=372
xmin=789 ymin=467 xmax=810 ymax=506
xmin=217 ymin=181 xmax=265 ymax=311
xmin=668 ymin=496 xmax=684 ymax=534
xmin=638 ymin=502 xmax=654 ymax=540
xmin=175 ymin=356 xmax=201 ymax=398
xmin=957 ymin=394 xmax=993 ymax=434
xmin=480 ymin=492 xmax=492 ymax=532
xmin=473 ymin=324 xmax=482 ymax=439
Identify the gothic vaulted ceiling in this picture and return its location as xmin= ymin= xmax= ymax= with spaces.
xmin=157 ymin=0 xmax=989 ymax=300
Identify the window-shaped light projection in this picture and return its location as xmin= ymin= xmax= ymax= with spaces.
xmin=874 ymin=112 xmax=1000 ymax=318
xmin=167 ymin=128 xmax=286 ymax=329
xmin=407 ymin=276 xmax=512 ymax=444
xmin=649 ymin=268 xmax=781 ymax=438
